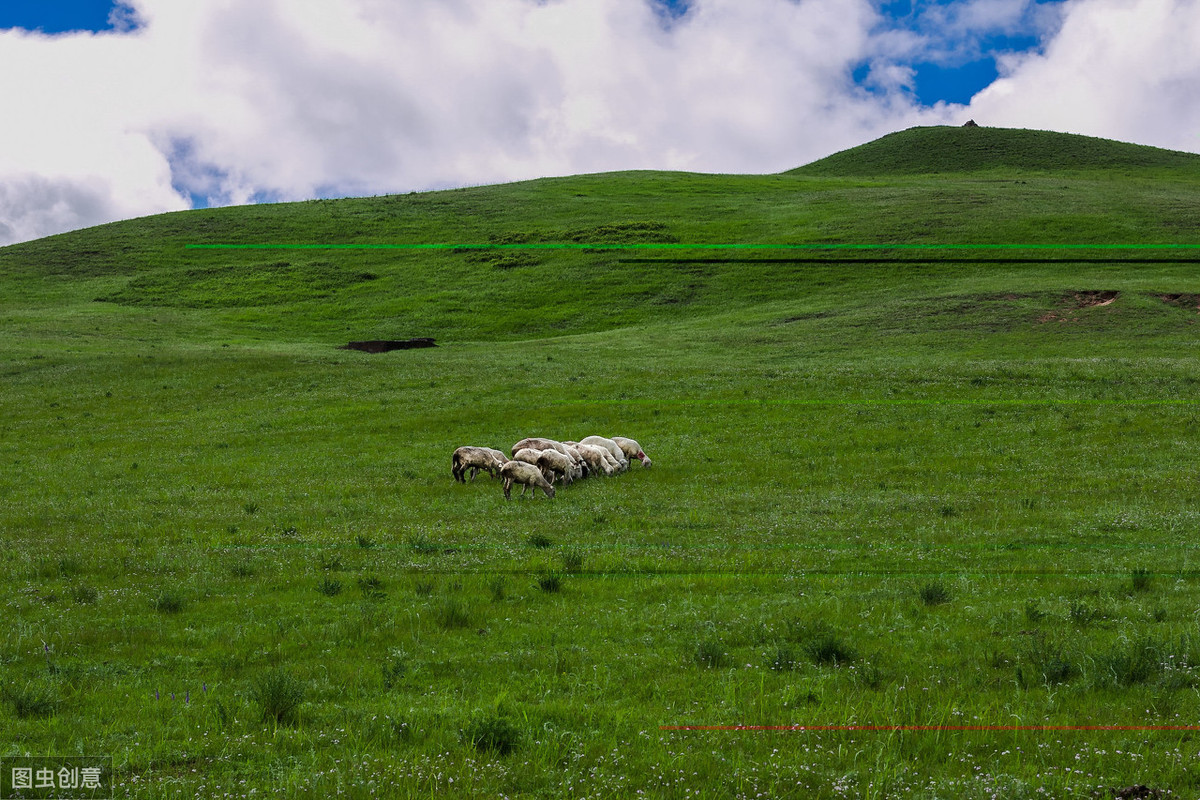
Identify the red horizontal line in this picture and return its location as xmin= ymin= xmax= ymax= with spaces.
xmin=662 ymin=725 xmax=1200 ymax=732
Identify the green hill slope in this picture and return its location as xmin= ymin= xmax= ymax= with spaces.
xmin=2 ymin=127 xmax=1199 ymax=349
xmin=792 ymin=125 xmax=1200 ymax=176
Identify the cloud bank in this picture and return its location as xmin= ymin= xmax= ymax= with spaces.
xmin=0 ymin=0 xmax=1197 ymax=245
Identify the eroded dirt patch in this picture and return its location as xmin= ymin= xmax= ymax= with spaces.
xmin=1037 ymin=291 xmax=1120 ymax=323
xmin=340 ymin=339 xmax=436 ymax=353
xmin=1069 ymin=290 xmax=1120 ymax=308
xmin=1159 ymin=293 xmax=1200 ymax=311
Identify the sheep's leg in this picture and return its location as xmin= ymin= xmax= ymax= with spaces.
xmin=468 ymin=466 xmax=479 ymax=482
xmin=503 ymin=478 xmax=512 ymax=500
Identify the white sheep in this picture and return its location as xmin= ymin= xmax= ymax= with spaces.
xmin=611 ymin=436 xmax=652 ymax=468
xmin=513 ymin=437 xmax=588 ymax=476
xmin=537 ymin=448 xmax=581 ymax=484
xmin=558 ymin=442 xmax=591 ymax=478
xmin=575 ymin=443 xmax=617 ymax=477
xmin=580 ymin=436 xmax=629 ymax=472
xmin=512 ymin=448 xmax=543 ymax=467
xmin=501 ymin=460 xmax=556 ymax=499
xmin=452 ymin=446 xmax=508 ymax=483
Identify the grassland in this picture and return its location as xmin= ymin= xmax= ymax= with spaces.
xmin=4 ymin=126 xmax=1200 ymax=797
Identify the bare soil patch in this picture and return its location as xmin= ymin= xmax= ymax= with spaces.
xmin=340 ymin=339 xmax=436 ymax=353
xmin=1037 ymin=291 xmax=1120 ymax=323
xmin=1159 ymin=293 xmax=1200 ymax=312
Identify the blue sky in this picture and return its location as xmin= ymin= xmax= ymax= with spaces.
xmin=0 ymin=0 xmax=139 ymax=34
xmin=2 ymin=0 xmax=1198 ymax=245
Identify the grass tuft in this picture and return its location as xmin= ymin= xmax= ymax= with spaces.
xmin=249 ymin=668 xmax=305 ymax=725
xmin=316 ymin=576 xmax=342 ymax=597
xmin=561 ymin=549 xmax=584 ymax=574
xmin=694 ymin=638 xmax=728 ymax=668
xmin=1017 ymin=637 xmax=1077 ymax=687
xmin=151 ymin=590 xmax=186 ymax=614
xmin=434 ymin=597 xmax=473 ymax=629
xmin=3 ymin=684 xmax=57 ymax=719
xmin=72 ymin=584 xmax=99 ymax=604
xmin=1131 ymin=568 xmax=1154 ymax=593
xmin=463 ymin=711 xmax=521 ymax=755
xmin=381 ymin=649 xmax=408 ymax=690
xmin=919 ymin=581 xmax=951 ymax=606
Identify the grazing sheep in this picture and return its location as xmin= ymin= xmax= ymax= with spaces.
xmin=580 ymin=436 xmax=629 ymax=472
xmin=537 ymin=448 xmax=581 ymax=485
xmin=512 ymin=448 xmax=543 ymax=467
xmin=512 ymin=437 xmax=566 ymax=457
xmin=452 ymin=446 xmax=507 ymax=483
xmin=612 ymin=436 xmax=652 ymax=468
xmin=481 ymin=447 xmax=509 ymax=466
xmin=559 ymin=442 xmax=591 ymax=477
xmin=515 ymin=437 xmax=588 ymax=476
xmin=501 ymin=460 xmax=556 ymax=499
xmin=576 ymin=444 xmax=617 ymax=477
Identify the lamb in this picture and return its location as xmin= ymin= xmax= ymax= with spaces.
xmin=575 ymin=443 xmax=618 ymax=477
xmin=537 ymin=448 xmax=581 ymax=485
xmin=452 ymin=446 xmax=508 ymax=483
xmin=580 ymin=436 xmax=629 ymax=472
xmin=501 ymin=460 xmax=556 ymax=499
xmin=611 ymin=436 xmax=652 ymax=468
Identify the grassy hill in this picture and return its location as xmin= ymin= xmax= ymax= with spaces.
xmin=4 ymin=127 xmax=1200 ymax=798
xmin=793 ymin=124 xmax=1200 ymax=176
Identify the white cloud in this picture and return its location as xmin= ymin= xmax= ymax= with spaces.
xmin=966 ymin=0 xmax=1200 ymax=149
xmin=13 ymin=0 xmax=1198 ymax=248
xmin=0 ymin=0 xmax=964 ymax=244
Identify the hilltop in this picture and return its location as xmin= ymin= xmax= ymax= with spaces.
xmin=791 ymin=125 xmax=1200 ymax=176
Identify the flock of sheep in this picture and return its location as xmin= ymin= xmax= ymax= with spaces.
xmin=452 ymin=436 xmax=652 ymax=499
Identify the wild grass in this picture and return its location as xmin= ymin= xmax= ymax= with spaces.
xmin=4 ymin=127 xmax=1200 ymax=796
xmin=249 ymin=668 xmax=305 ymax=725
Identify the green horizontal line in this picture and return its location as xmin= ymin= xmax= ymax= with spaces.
xmin=185 ymin=243 xmax=1200 ymax=250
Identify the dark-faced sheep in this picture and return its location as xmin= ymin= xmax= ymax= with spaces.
xmin=611 ymin=436 xmax=652 ymax=468
xmin=580 ymin=436 xmax=629 ymax=472
xmin=452 ymin=446 xmax=507 ymax=483
xmin=501 ymin=460 xmax=556 ymax=499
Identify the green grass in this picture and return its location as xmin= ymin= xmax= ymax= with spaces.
xmin=3 ymin=126 xmax=1200 ymax=797
xmin=794 ymin=125 xmax=1200 ymax=176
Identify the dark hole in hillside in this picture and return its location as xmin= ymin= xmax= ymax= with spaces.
xmin=340 ymin=339 xmax=436 ymax=353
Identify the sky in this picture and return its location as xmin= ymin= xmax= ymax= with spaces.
xmin=1 ymin=0 xmax=1199 ymax=246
